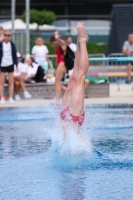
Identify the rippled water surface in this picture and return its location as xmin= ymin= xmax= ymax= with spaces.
xmin=0 ymin=104 xmax=133 ymax=200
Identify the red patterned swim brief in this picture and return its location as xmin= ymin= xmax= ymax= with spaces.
xmin=60 ymin=107 xmax=85 ymax=126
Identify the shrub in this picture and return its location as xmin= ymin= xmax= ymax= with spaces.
xmin=40 ymin=10 xmax=56 ymax=25
xmin=21 ymin=9 xmax=56 ymax=27
xmin=87 ymin=43 xmax=106 ymax=54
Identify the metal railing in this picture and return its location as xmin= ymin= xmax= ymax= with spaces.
xmin=87 ymin=53 xmax=106 ymax=77
xmin=14 ymin=53 xmax=133 ymax=91
xmin=47 ymin=55 xmax=56 ymax=73
xmin=107 ymin=53 xmax=133 ymax=90
xmin=89 ymin=53 xmax=106 ymax=66
xmin=47 ymin=54 xmax=106 ymax=75
xmin=19 ymin=52 xmax=133 ymax=90
xmin=47 ymin=54 xmax=133 ymax=91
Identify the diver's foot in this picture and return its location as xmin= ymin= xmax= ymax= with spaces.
xmin=76 ymin=22 xmax=89 ymax=43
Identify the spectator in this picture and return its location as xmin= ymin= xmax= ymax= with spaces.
xmin=32 ymin=37 xmax=49 ymax=73
xmin=0 ymin=31 xmax=17 ymax=103
xmin=122 ymin=34 xmax=133 ymax=84
xmin=14 ymin=52 xmax=32 ymax=100
xmin=0 ymin=26 xmax=4 ymax=42
xmin=66 ymin=36 xmax=77 ymax=54
xmin=50 ymin=31 xmax=75 ymax=102
xmin=25 ymin=56 xmax=44 ymax=83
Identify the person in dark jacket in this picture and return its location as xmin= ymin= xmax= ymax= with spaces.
xmin=0 ymin=31 xmax=17 ymax=103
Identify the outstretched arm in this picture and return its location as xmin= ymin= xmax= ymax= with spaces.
xmin=54 ymin=31 xmax=67 ymax=51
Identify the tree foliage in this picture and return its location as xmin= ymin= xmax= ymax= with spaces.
xmin=21 ymin=9 xmax=56 ymax=26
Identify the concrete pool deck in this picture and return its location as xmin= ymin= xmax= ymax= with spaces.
xmin=0 ymin=84 xmax=133 ymax=107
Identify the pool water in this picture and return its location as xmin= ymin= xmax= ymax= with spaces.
xmin=0 ymin=104 xmax=133 ymax=200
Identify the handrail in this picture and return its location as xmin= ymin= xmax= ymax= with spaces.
xmin=89 ymin=53 xmax=105 ymax=57
xmin=107 ymin=53 xmax=125 ymax=57
xmin=106 ymin=53 xmax=133 ymax=91
xmin=89 ymin=57 xmax=133 ymax=61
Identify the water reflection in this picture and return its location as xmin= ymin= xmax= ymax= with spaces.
xmin=60 ymin=172 xmax=86 ymax=200
xmin=0 ymin=124 xmax=51 ymax=159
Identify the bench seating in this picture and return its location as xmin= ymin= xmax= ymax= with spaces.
xmin=4 ymin=82 xmax=109 ymax=99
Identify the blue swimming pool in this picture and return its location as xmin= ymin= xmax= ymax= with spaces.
xmin=0 ymin=104 xmax=133 ymax=200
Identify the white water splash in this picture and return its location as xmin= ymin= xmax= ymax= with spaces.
xmin=45 ymin=104 xmax=93 ymax=157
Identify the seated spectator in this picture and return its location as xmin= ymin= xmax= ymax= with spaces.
xmin=13 ymin=52 xmax=32 ymax=100
xmin=122 ymin=34 xmax=133 ymax=84
xmin=32 ymin=37 xmax=49 ymax=73
xmin=25 ymin=56 xmax=44 ymax=83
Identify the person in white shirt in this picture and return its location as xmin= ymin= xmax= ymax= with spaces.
xmin=122 ymin=34 xmax=133 ymax=83
xmin=25 ymin=56 xmax=44 ymax=83
xmin=13 ymin=52 xmax=32 ymax=100
xmin=32 ymin=37 xmax=49 ymax=73
xmin=0 ymin=31 xmax=18 ymax=103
